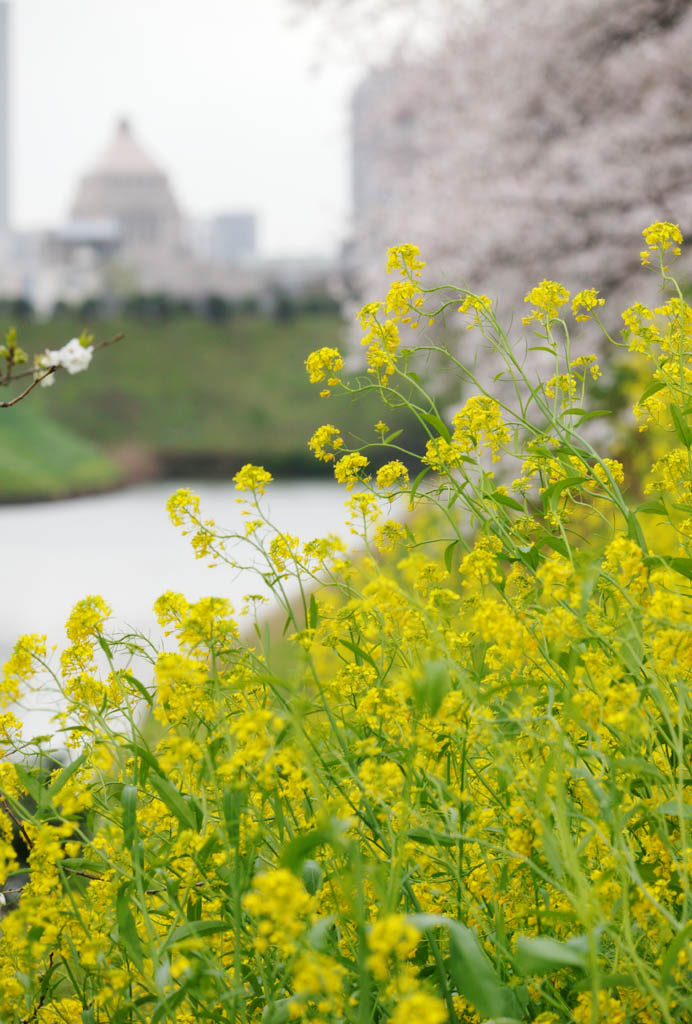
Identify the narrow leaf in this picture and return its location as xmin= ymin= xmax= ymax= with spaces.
xmin=149 ymin=774 xmax=198 ymax=831
xmin=121 ymin=785 xmax=138 ymax=849
xmin=384 ymin=428 xmax=403 ymax=444
xmin=409 ymin=465 xmax=430 ymax=505
xmin=514 ymin=934 xmax=588 ymax=975
xmin=116 ymin=883 xmax=143 ymax=968
xmin=165 ymin=919 xmax=232 ymax=949
xmin=670 ymin=404 xmax=692 ymax=447
xmin=409 ymin=914 xmax=523 ymax=1020
xmin=489 ymin=490 xmax=524 ymax=511
xmin=639 ymin=379 xmax=666 ymax=403
xmin=636 ymin=499 xmax=667 ymax=516
xmin=420 ymin=410 xmax=451 ymax=441
xmin=308 ymin=593 xmax=319 ymax=631
xmin=541 ymin=476 xmax=584 ymax=513
xmin=444 ymin=540 xmax=459 ymax=574
xmin=280 ymin=827 xmax=332 ymax=871
xmin=47 ymin=752 xmax=87 ymax=798
xmin=338 ymin=638 xmax=378 ymax=670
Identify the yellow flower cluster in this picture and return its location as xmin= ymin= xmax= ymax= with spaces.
xmin=386 ymin=243 xmax=426 ymax=277
xmin=167 ymin=486 xmax=224 ymax=562
xmin=334 ymin=452 xmax=370 ymax=489
xmin=305 ymin=346 xmax=344 ymax=396
xmin=308 ymin=423 xmax=344 ymax=463
xmin=1 ymin=633 xmax=46 ymax=705
xmin=522 ymin=279 xmax=570 ymax=325
xmin=243 ymin=868 xmax=315 ymax=956
xmin=305 ymin=346 xmax=344 ymax=384
xmin=3 ymin=223 xmax=692 ymax=1024
xmin=641 ymin=220 xmax=683 ymax=267
xmin=571 ymin=287 xmax=605 ymax=322
xmin=376 ymin=460 xmax=409 ymax=489
xmin=233 ymin=463 xmax=273 ymax=494
xmin=452 ymin=394 xmax=510 ymax=460
xmin=366 ymin=915 xmax=421 ymax=980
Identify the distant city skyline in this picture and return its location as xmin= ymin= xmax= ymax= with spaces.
xmin=5 ymin=0 xmax=363 ymax=257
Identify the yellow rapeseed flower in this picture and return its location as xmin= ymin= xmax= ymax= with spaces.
xmin=376 ymin=460 xmax=409 ymax=489
xmin=334 ymin=452 xmax=370 ymax=489
xmin=522 ymin=280 xmax=570 ymax=325
xmin=233 ymin=463 xmax=273 ymax=494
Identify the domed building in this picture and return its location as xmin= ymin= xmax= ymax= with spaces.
xmin=28 ymin=116 xmax=269 ymax=312
xmin=70 ymin=118 xmax=181 ymax=252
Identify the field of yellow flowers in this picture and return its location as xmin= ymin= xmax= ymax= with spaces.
xmin=1 ymin=224 xmax=692 ymax=1023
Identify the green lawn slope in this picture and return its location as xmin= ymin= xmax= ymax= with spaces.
xmin=5 ymin=312 xmax=429 ymax=478
xmin=0 ymin=402 xmax=121 ymax=501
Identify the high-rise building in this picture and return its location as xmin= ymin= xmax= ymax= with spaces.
xmin=0 ymin=1 xmax=8 ymax=233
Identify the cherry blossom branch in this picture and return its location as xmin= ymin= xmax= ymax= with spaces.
xmin=0 ymin=332 xmax=125 ymax=408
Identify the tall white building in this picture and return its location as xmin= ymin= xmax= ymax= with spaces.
xmin=0 ymin=1 xmax=8 ymax=234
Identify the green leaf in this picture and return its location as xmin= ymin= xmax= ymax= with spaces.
xmin=660 ymin=919 xmax=692 ymax=985
xmin=47 ymin=752 xmax=87 ymax=798
xmin=116 ymin=882 xmax=143 ymax=968
xmin=307 ymin=915 xmax=337 ymax=952
xmin=409 ymin=465 xmax=430 ymax=505
xmin=665 ymin=557 xmax=692 ymax=580
xmin=541 ymin=476 xmax=585 ymax=513
xmin=338 ymin=638 xmax=378 ymax=670
xmin=413 ymin=660 xmax=451 ymax=717
xmin=149 ymin=774 xmax=199 ymax=832
xmin=639 ymin=379 xmax=666 ymax=403
xmin=308 ymin=593 xmax=319 ymax=631
xmin=420 ymin=410 xmax=451 ymax=441
xmin=262 ymin=999 xmax=292 ymax=1024
xmin=565 ymin=409 xmax=612 ymax=423
xmin=121 ymin=785 xmax=138 ymax=849
xmin=626 ymin=511 xmax=648 ymax=553
xmin=13 ymin=764 xmax=42 ymax=805
xmin=444 ymin=540 xmax=459 ymax=573
xmin=542 ymin=536 xmax=570 ymax=559
xmin=670 ymin=404 xmax=692 ymax=447
xmin=409 ymin=914 xmax=523 ymax=1020
xmin=222 ymin=788 xmax=245 ymax=844
xmin=151 ymin=987 xmax=190 ymax=1024
xmin=384 ymin=428 xmax=403 ymax=444
xmin=280 ymin=827 xmax=332 ymax=871
xmin=165 ymin=919 xmax=232 ymax=949
xmin=406 ymin=828 xmax=458 ymax=848
xmin=123 ymin=672 xmax=154 ymax=707
xmin=658 ymin=801 xmax=692 ymax=819
xmin=636 ymin=499 xmax=667 ymax=516
xmin=489 ymin=490 xmax=524 ymax=511
xmin=514 ymin=934 xmax=589 ymax=975
xmin=643 ymin=555 xmax=692 ymax=580
xmin=301 ymin=859 xmax=323 ymax=895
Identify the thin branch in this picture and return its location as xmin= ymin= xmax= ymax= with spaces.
xmin=0 ymin=368 xmax=55 ymax=407
xmin=0 ymin=333 xmax=125 ymax=408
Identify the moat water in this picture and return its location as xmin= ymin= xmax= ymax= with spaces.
xmin=0 ymin=479 xmax=363 ymax=737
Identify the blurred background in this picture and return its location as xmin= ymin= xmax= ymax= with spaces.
xmin=1 ymin=0 xmax=692 ymax=674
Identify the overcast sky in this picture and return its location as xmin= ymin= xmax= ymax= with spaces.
xmin=7 ymin=0 xmax=363 ymax=257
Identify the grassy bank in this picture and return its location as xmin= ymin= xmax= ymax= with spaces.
xmin=0 ymin=402 xmax=121 ymax=501
xmin=1 ymin=313 xmax=429 ymax=482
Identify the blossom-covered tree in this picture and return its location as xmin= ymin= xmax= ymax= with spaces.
xmin=305 ymin=0 xmax=692 ymax=328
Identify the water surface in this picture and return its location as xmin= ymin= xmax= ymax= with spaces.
xmin=1 ymin=479 xmax=356 ymax=735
